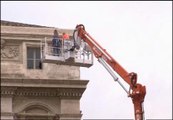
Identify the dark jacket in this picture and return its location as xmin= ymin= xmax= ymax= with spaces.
xmin=52 ymin=36 xmax=61 ymax=47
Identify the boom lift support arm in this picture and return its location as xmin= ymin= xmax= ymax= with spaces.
xmin=73 ymin=24 xmax=146 ymax=120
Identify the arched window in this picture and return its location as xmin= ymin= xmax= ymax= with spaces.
xmin=15 ymin=105 xmax=58 ymax=120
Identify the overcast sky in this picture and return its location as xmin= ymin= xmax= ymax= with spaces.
xmin=1 ymin=1 xmax=172 ymax=119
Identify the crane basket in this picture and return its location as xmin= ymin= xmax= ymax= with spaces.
xmin=40 ymin=37 xmax=93 ymax=67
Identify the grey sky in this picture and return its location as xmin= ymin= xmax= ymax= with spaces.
xmin=1 ymin=1 xmax=172 ymax=119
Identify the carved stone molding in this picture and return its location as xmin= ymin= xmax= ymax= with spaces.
xmin=1 ymin=78 xmax=89 ymax=88
xmin=1 ymin=39 xmax=6 ymax=48
xmin=1 ymin=45 xmax=20 ymax=61
xmin=15 ymin=88 xmax=83 ymax=98
xmin=1 ymin=86 xmax=84 ymax=99
xmin=1 ymin=112 xmax=14 ymax=116
xmin=1 ymin=87 xmax=17 ymax=97
xmin=14 ymin=113 xmax=57 ymax=120
xmin=59 ymin=113 xmax=82 ymax=118
xmin=1 ymin=78 xmax=88 ymax=99
xmin=14 ymin=113 xmax=82 ymax=120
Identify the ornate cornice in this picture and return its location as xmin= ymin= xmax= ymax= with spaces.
xmin=59 ymin=113 xmax=82 ymax=118
xmin=14 ymin=113 xmax=82 ymax=119
xmin=1 ymin=112 xmax=14 ymax=116
xmin=1 ymin=87 xmax=17 ymax=97
xmin=1 ymin=33 xmax=52 ymax=39
xmin=1 ymin=20 xmax=52 ymax=28
xmin=1 ymin=78 xmax=89 ymax=98
xmin=1 ymin=25 xmax=73 ymax=36
xmin=1 ymin=87 xmax=84 ymax=99
xmin=1 ymin=78 xmax=89 ymax=88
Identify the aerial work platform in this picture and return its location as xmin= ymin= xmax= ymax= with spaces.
xmin=41 ymin=37 xmax=93 ymax=67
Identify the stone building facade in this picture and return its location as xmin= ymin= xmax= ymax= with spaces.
xmin=1 ymin=20 xmax=90 ymax=120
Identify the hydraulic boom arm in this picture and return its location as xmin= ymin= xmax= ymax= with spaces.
xmin=73 ymin=24 xmax=146 ymax=120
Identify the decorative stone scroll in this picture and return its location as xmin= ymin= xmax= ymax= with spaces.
xmin=1 ymin=45 xmax=20 ymax=61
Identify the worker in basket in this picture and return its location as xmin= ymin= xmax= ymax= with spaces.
xmin=62 ymin=32 xmax=70 ymax=40
xmin=52 ymin=30 xmax=62 ymax=56
xmin=62 ymin=32 xmax=72 ymax=52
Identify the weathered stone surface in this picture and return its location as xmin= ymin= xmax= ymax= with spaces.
xmin=1 ymin=97 xmax=13 ymax=112
xmin=1 ymin=23 xmax=81 ymax=80
xmin=1 ymin=25 xmax=73 ymax=37
xmin=1 ymin=20 xmax=89 ymax=120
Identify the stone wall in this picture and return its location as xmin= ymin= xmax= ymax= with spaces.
xmin=1 ymin=25 xmax=80 ymax=80
xmin=1 ymin=21 xmax=89 ymax=120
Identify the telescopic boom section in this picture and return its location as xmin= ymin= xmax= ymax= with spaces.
xmin=76 ymin=24 xmax=133 ymax=86
xmin=75 ymin=24 xmax=146 ymax=120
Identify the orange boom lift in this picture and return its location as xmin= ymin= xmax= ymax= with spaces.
xmin=73 ymin=24 xmax=146 ymax=120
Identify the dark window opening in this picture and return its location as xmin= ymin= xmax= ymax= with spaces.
xmin=27 ymin=47 xmax=42 ymax=69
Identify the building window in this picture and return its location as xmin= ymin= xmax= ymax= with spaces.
xmin=27 ymin=47 xmax=42 ymax=69
xmin=15 ymin=105 xmax=57 ymax=120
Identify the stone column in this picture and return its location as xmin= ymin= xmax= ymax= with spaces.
xmin=1 ymin=97 xmax=13 ymax=119
xmin=59 ymin=99 xmax=82 ymax=120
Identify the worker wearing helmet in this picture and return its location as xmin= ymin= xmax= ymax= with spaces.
xmin=62 ymin=32 xmax=69 ymax=40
